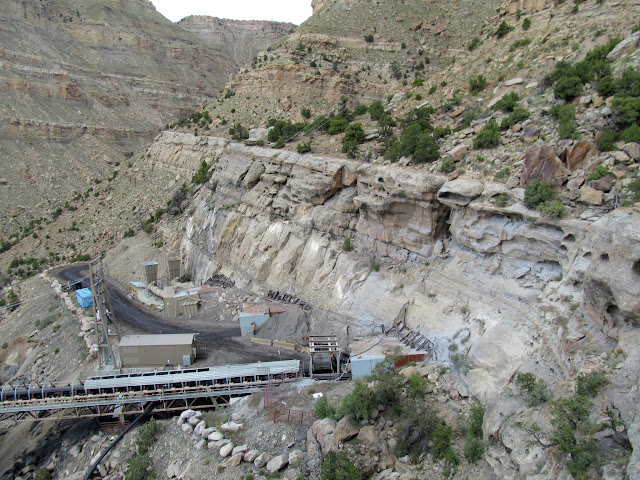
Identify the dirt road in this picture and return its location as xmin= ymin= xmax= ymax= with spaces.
xmin=55 ymin=265 xmax=304 ymax=366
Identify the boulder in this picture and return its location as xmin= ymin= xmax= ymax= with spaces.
xmin=520 ymin=143 xmax=568 ymax=187
xmin=437 ymin=179 xmax=484 ymax=206
xmin=243 ymin=450 xmax=260 ymax=463
xmin=521 ymin=125 xmax=540 ymax=143
xmin=447 ymin=144 xmax=468 ymax=162
xmin=607 ymin=31 xmax=640 ymax=60
xmin=266 ymin=455 xmax=289 ymax=473
xmin=505 ymin=77 xmax=523 ymax=86
xmin=195 ymin=439 xmax=206 ymax=450
xmin=611 ymin=151 xmax=631 ymax=164
xmin=179 ymin=409 xmax=197 ymax=423
xmin=200 ymin=427 xmax=216 ymax=437
xmin=623 ymin=143 xmax=640 ymax=161
xmin=220 ymin=421 xmax=243 ymax=432
xmin=356 ymin=425 xmax=378 ymax=447
xmin=566 ymin=140 xmax=596 ymax=171
xmin=194 ymin=420 xmax=206 ymax=435
xmin=254 ymin=452 xmax=272 ymax=469
xmin=187 ymin=416 xmax=201 ymax=426
xmin=580 ymin=186 xmax=604 ymax=205
xmin=220 ymin=442 xmax=234 ymax=458
xmin=244 ymin=128 xmax=269 ymax=146
xmin=207 ymin=431 xmax=224 ymax=442
xmin=232 ymin=444 xmax=248 ymax=455
xmin=68 ymin=445 xmax=81 ymax=459
xmin=289 ymin=449 xmax=304 ymax=467
xmin=181 ymin=424 xmax=193 ymax=433
xmin=590 ymin=176 xmax=613 ymax=193
xmin=243 ymin=162 xmax=265 ymax=189
xmin=333 ymin=417 xmax=360 ymax=444
xmin=222 ymin=453 xmax=243 ymax=468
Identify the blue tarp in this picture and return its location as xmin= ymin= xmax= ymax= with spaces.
xmin=76 ymin=288 xmax=93 ymax=309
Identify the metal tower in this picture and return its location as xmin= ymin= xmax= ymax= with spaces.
xmin=89 ymin=257 xmax=121 ymax=369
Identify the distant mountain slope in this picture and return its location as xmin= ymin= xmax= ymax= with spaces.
xmin=0 ymin=0 xmax=290 ymax=235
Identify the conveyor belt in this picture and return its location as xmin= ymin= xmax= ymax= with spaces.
xmin=0 ymin=360 xmax=301 ymax=422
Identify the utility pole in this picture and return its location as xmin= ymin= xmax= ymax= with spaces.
xmin=89 ymin=257 xmax=121 ymax=369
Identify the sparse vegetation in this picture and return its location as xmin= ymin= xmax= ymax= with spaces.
xmin=524 ymin=181 xmax=556 ymax=210
xmin=321 ymin=451 xmax=361 ymax=480
xmin=496 ymin=21 xmax=514 ymax=39
xmin=473 ymin=118 xmax=500 ymax=148
xmin=516 ymin=372 xmax=549 ymax=406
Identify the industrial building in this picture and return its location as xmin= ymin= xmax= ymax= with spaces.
xmin=118 ymin=333 xmax=197 ymax=368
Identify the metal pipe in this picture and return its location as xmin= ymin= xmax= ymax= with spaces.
xmin=82 ymin=402 xmax=156 ymax=480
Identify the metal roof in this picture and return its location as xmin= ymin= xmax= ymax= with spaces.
xmin=84 ymin=360 xmax=300 ymax=390
xmin=119 ymin=334 xmax=196 ymax=347
xmin=141 ymin=261 xmax=158 ymax=266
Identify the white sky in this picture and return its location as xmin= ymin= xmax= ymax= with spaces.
xmin=150 ymin=0 xmax=313 ymax=24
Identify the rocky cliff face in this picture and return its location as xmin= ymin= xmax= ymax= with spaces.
xmin=142 ymin=130 xmax=640 ymax=477
xmin=178 ymin=16 xmax=294 ymax=71
xmin=0 ymin=0 xmax=291 ymax=235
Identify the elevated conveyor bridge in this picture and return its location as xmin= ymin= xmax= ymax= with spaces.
xmin=0 ymin=360 xmax=300 ymax=422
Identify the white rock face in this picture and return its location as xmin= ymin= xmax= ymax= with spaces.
xmin=145 ymin=134 xmax=640 ymax=479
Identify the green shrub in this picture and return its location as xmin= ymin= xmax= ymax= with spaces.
xmin=586 ymin=165 xmax=611 ymax=181
xmin=229 ymin=123 xmax=249 ymax=142
xmin=296 ymin=140 xmax=312 ymax=154
xmin=629 ymin=178 xmax=640 ymax=203
xmin=500 ymin=107 xmax=530 ymax=130
xmin=469 ymin=403 xmax=485 ymax=438
xmin=473 ymin=118 xmax=500 ymax=148
xmin=137 ymin=418 xmax=161 ymax=454
xmin=342 ymin=237 xmax=352 ymax=252
xmin=301 ymin=107 xmax=312 ymax=119
xmin=464 ymin=437 xmax=484 ymax=463
xmin=413 ymin=78 xmax=424 ymax=87
xmin=522 ymin=18 xmax=531 ymax=30
xmin=369 ymin=100 xmax=385 ymax=121
xmin=321 ymin=452 xmax=361 ymax=480
xmin=337 ymin=380 xmax=374 ymax=422
xmin=558 ymin=120 xmax=579 ymax=139
xmin=524 ymin=181 xmax=556 ymax=209
xmin=494 ymin=92 xmax=520 ymax=112
xmin=123 ymin=228 xmax=134 ymax=238
xmin=612 ymin=95 xmax=640 ymax=128
xmin=328 ymin=117 xmax=349 ymax=135
xmin=496 ymin=21 xmax=514 ymax=38
xmin=515 ymin=372 xmax=549 ymax=406
xmin=596 ymin=127 xmax=619 ymax=151
xmin=575 ymin=371 xmax=608 ymax=397
xmin=432 ymin=422 xmax=453 ymax=458
xmin=268 ymin=119 xmax=307 ymax=144
xmin=191 ymin=160 xmax=212 ymax=185
xmin=440 ymin=158 xmax=455 ymax=173
xmin=469 ymin=75 xmax=488 ymax=94
xmin=364 ymin=34 xmax=374 ymax=43
xmin=125 ymin=453 xmax=152 ymax=480
xmin=395 ymin=400 xmax=439 ymax=462
xmin=314 ymin=397 xmax=336 ymax=419
xmin=623 ymin=124 xmax=640 ymax=143
xmin=555 ymin=75 xmax=583 ymax=101
xmin=538 ymin=200 xmax=567 ymax=218
xmin=34 ymin=469 xmax=51 ymax=480
xmin=469 ymin=38 xmax=481 ymax=51
xmin=407 ymin=372 xmax=429 ymax=399
xmin=510 ymin=38 xmax=531 ymax=52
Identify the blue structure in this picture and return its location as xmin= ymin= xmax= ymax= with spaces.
xmin=76 ymin=288 xmax=93 ymax=309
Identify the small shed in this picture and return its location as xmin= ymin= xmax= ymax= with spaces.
xmin=350 ymin=354 xmax=386 ymax=379
xmin=75 ymin=288 xmax=93 ymax=309
xmin=129 ymin=281 xmax=146 ymax=298
xmin=118 ymin=333 xmax=197 ymax=368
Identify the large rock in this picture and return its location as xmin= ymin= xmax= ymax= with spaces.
xmin=566 ymin=140 xmax=596 ymax=171
xmin=254 ymin=453 xmax=273 ymax=469
xmin=580 ymin=186 xmax=604 ymax=205
xmin=179 ymin=409 xmax=197 ymax=423
xmin=607 ymin=31 xmax=640 ymax=60
xmin=220 ymin=421 xmax=244 ymax=432
xmin=520 ymin=143 xmax=568 ymax=187
xmin=289 ymin=449 xmax=304 ymax=467
xmin=244 ymin=128 xmax=269 ymax=146
xmin=437 ymin=179 xmax=484 ymax=206
xmin=266 ymin=455 xmax=289 ymax=473
xmin=208 ymin=431 xmax=224 ymax=442
xmin=447 ymin=144 xmax=468 ymax=162
xmin=243 ymin=450 xmax=260 ymax=463
xmin=356 ymin=425 xmax=378 ymax=447
xmin=624 ymin=143 xmax=640 ymax=161
xmin=222 ymin=453 xmax=244 ymax=468
xmin=220 ymin=442 xmax=235 ymax=458
xmin=333 ymin=417 xmax=360 ymax=444
xmin=232 ymin=444 xmax=248 ymax=455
